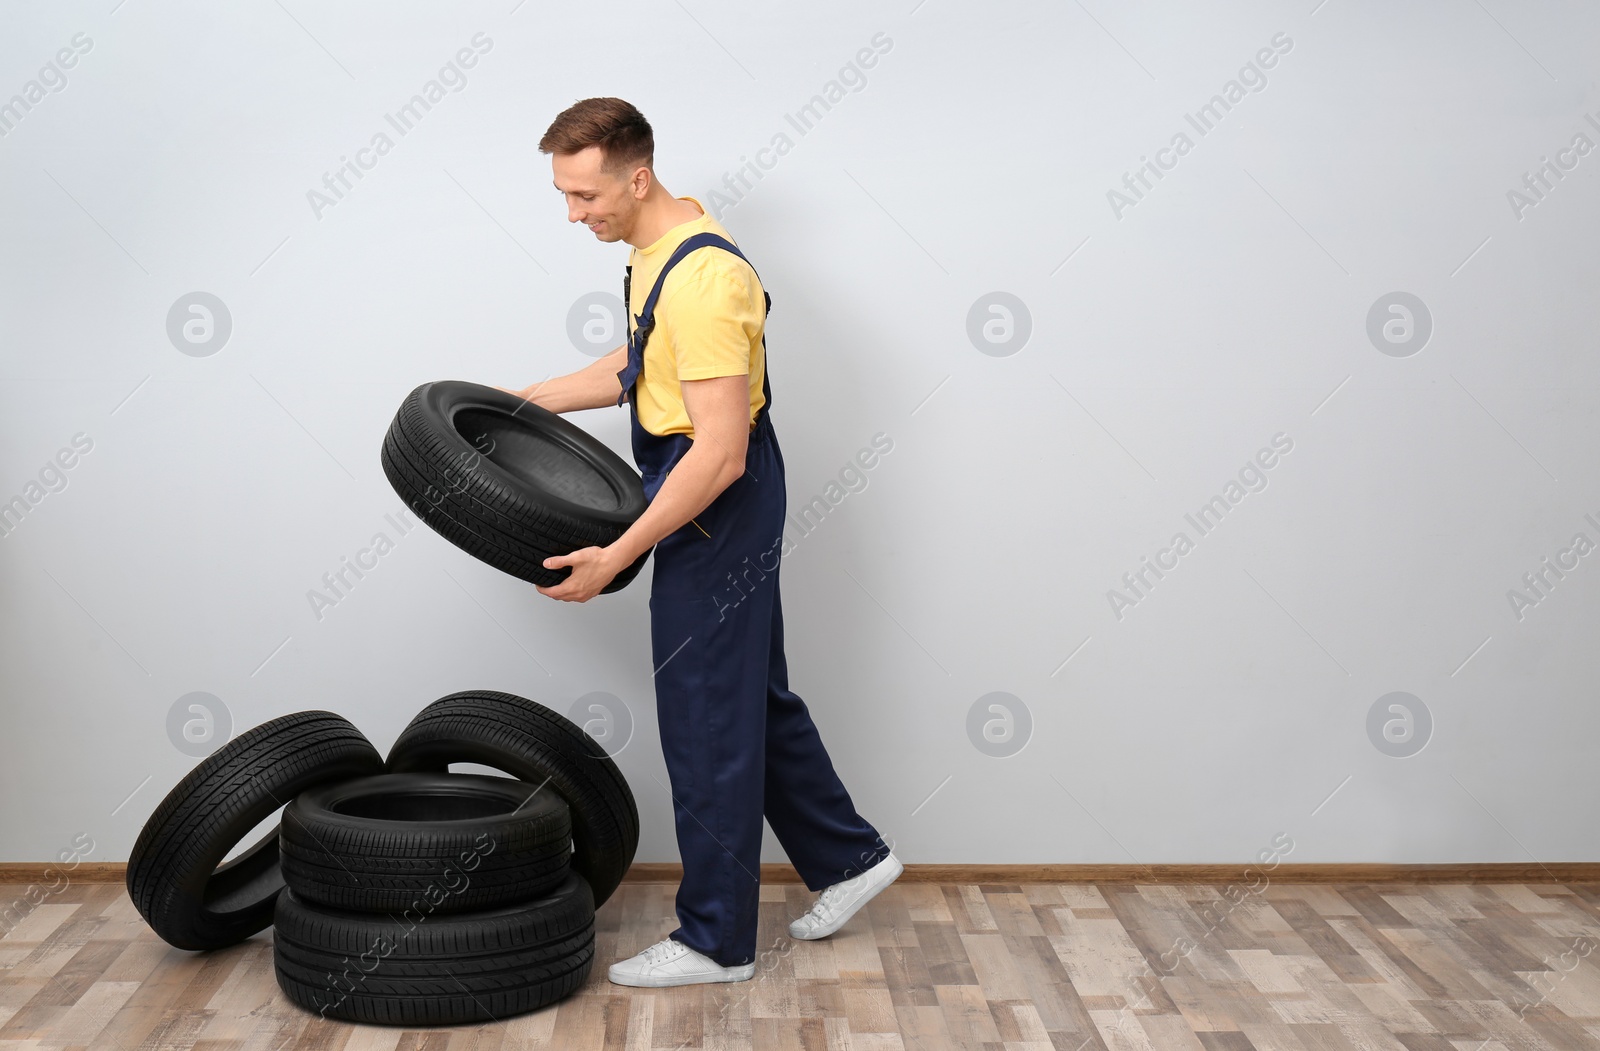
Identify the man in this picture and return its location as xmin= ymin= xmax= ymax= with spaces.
xmin=502 ymin=97 xmax=901 ymax=987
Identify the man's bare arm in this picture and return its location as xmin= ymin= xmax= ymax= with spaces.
xmin=502 ymin=344 xmax=628 ymax=413
xmin=527 ymin=373 xmax=751 ymax=603
xmin=603 ymin=374 xmax=750 ymax=566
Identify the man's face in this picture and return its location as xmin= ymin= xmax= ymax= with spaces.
xmin=552 ymin=146 xmax=642 ymax=244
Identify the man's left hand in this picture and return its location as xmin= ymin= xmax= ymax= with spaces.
xmin=537 ymin=546 xmax=624 ymax=602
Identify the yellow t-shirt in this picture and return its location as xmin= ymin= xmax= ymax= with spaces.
xmin=626 ymin=196 xmax=767 ymax=438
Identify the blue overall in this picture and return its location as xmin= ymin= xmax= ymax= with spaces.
xmin=616 ymin=233 xmax=891 ymax=967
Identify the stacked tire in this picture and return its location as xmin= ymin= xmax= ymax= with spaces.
xmin=126 ymin=692 xmax=639 ymax=1027
xmin=272 ymin=771 xmax=594 ymax=1024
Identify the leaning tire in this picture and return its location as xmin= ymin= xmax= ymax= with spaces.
xmin=279 ymin=772 xmax=573 ymax=914
xmin=273 ymin=871 xmax=596 ymax=1025
xmin=386 ymin=690 xmax=638 ymax=908
xmin=381 ymin=379 xmax=651 ymax=593
xmin=126 ymin=711 xmax=385 ymax=951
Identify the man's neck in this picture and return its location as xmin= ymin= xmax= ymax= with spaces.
xmin=627 ymin=188 xmax=703 ymax=249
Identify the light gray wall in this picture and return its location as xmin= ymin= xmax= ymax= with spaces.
xmin=3 ymin=0 xmax=1598 ymax=869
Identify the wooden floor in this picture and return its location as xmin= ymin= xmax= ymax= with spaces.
xmin=4 ymin=879 xmax=1600 ymax=1050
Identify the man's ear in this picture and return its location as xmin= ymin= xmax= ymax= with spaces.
xmin=631 ymin=166 xmax=652 ymax=199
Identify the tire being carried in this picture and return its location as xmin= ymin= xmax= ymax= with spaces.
xmin=279 ymin=772 xmax=572 ymax=914
xmin=386 ymin=690 xmax=638 ymax=908
xmin=126 ymin=711 xmax=385 ymax=951
xmin=273 ymin=870 xmax=595 ymax=1025
xmin=381 ymin=380 xmax=651 ymax=593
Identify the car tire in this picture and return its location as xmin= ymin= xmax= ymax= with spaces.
xmin=126 ymin=711 xmax=385 ymax=951
xmin=273 ymin=870 xmax=595 ymax=1025
xmin=279 ymin=772 xmax=572 ymax=914
xmin=381 ymin=379 xmax=651 ymax=593
xmin=386 ymin=690 xmax=638 ymax=908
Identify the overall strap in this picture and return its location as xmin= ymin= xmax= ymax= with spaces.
xmin=615 ymin=233 xmax=773 ymax=415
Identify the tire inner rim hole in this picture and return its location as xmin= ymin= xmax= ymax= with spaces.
xmin=330 ymin=791 xmax=521 ymax=823
xmin=454 ymin=408 xmax=625 ymax=512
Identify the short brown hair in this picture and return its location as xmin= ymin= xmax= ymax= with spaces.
xmin=539 ymin=97 xmax=653 ymax=174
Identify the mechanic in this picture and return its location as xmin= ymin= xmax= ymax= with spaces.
xmin=503 ymin=97 xmax=900 ymax=987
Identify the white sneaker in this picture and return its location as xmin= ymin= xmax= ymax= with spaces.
xmin=788 ymin=851 xmax=903 ymax=941
xmin=607 ymin=936 xmax=755 ymax=987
